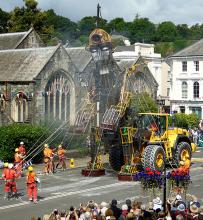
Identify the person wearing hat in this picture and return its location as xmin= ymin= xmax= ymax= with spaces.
xmin=14 ymin=148 xmax=24 ymax=178
xmin=43 ymin=144 xmax=54 ymax=174
xmin=3 ymin=163 xmax=18 ymax=199
xmin=171 ymin=203 xmax=186 ymax=219
xmin=198 ymin=206 xmax=203 ymax=220
xmin=100 ymin=202 xmax=108 ymax=217
xmin=56 ymin=144 xmax=67 ymax=171
xmin=118 ymin=204 xmax=128 ymax=220
xmin=26 ymin=166 xmax=39 ymax=203
xmin=177 ymin=155 xmax=191 ymax=174
xmin=18 ymin=141 xmax=26 ymax=157
xmin=2 ymin=162 xmax=9 ymax=179
xmin=153 ymin=197 xmax=163 ymax=211
xmin=188 ymin=203 xmax=199 ymax=219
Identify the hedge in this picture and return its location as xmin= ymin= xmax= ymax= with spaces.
xmin=0 ymin=124 xmax=50 ymax=163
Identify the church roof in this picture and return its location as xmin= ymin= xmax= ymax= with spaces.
xmin=66 ymin=47 xmax=92 ymax=72
xmin=0 ymin=31 xmax=27 ymax=50
xmin=0 ymin=46 xmax=58 ymax=81
xmin=116 ymin=59 xmax=138 ymax=71
xmin=171 ymin=39 xmax=203 ymax=57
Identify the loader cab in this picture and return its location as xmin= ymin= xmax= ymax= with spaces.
xmin=139 ymin=113 xmax=169 ymax=138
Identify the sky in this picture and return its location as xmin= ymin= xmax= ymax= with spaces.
xmin=0 ymin=0 xmax=203 ymax=25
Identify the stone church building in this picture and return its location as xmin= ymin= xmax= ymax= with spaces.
xmin=0 ymin=28 xmax=158 ymax=126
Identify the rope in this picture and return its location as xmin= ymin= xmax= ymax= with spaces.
xmin=21 ymin=99 xmax=87 ymax=164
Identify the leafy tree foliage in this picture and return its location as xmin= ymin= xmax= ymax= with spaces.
xmin=107 ymin=17 xmax=126 ymax=33
xmin=176 ymin=24 xmax=190 ymax=39
xmin=0 ymin=8 xmax=10 ymax=33
xmin=169 ymin=113 xmax=199 ymax=129
xmin=131 ymin=92 xmax=158 ymax=113
xmin=0 ymin=124 xmax=50 ymax=162
xmin=156 ymin=21 xmax=177 ymax=42
xmin=78 ymin=16 xmax=107 ymax=35
xmin=1 ymin=1 xmax=203 ymax=55
xmin=128 ymin=17 xmax=156 ymax=43
xmin=43 ymin=9 xmax=78 ymax=44
xmin=8 ymin=0 xmax=45 ymax=32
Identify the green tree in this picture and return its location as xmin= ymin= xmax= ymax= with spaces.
xmin=176 ymin=24 xmax=190 ymax=39
xmin=156 ymin=21 xmax=177 ymax=42
xmin=7 ymin=0 xmax=58 ymax=45
xmin=128 ymin=17 xmax=156 ymax=43
xmin=170 ymin=113 xmax=199 ymax=129
xmin=107 ymin=17 xmax=126 ymax=33
xmin=43 ymin=9 xmax=79 ymax=44
xmin=0 ymin=8 xmax=10 ymax=33
xmin=78 ymin=16 xmax=107 ymax=35
xmin=8 ymin=0 xmax=46 ymax=32
xmin=189 ymin=23 xmax=203 ymax=40
xmin=131 ymin=92 xmax=158 ymax=113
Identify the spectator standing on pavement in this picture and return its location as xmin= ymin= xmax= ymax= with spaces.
xmin=192 ymin=128 xmax=198 ymax=145
xmin=110 ymin=199 xmax=122 ymax=220
xmin=125 ymin=199 xmax=132 ymax=213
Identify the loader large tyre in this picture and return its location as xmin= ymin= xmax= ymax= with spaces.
xmin=109 ymin=145 xmax=124 ymax=171
xmin=142 ymin=145 xmax=165 ymax=172
xmin=174 ymin=142 xmax=192 ymax=166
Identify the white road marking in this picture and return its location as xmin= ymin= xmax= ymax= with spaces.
xmin=41 ymin=177 xmax=101 ymax=193
xmin=0 ymin=182 xmax=138 ymax=210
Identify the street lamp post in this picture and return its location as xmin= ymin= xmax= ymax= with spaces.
xmin=163 ymin=159 xmax=167 ymax=213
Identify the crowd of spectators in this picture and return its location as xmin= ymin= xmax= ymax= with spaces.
xmin=31 ymin=193 xmax=203 ymax=220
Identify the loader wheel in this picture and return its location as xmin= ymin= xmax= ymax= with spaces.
xmin=109 ymin=145 xmax=124 ymax=171
xmin=174 ymin=142 xmax=192 ymax=166
xmin=142 ymin=145 xmax=165 ymax=172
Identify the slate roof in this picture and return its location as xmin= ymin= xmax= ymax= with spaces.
xmin=114 ymin=45 xmax=135 ymax=52
xmin=66 ymin=47 xmax=92 ymax=72
xmin=0 ymin=46 xmax=58 ymax=81
xmin=116 ymin=59 xmax=138 ymax=71
xmin=0 ymin=31 xmax=28 ymax=50
xmin=171 ymin=39 xmax=203 ymax=57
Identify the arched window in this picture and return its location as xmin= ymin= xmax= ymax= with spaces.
xmin=45 ymin=74 xmax=70 ymax=121
xmin=182 ymin=81 xmax=188 ymax=98
xmin=0 ymin=94 xmax=6 ymax=112
xmin=194 ymin=81 xmax=199 ymax=98
xmin=13 ymin=92 xmax=28 ymax=122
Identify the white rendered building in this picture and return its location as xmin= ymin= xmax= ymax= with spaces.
xmin=168 ymin=39 xmax=203 ymax=119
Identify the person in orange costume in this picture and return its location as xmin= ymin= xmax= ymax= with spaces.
xmin=18 ymin=141 xmax=26 ymax=156
xmin=3 ymin=163 xmax=18 ymax=200
xmin=177 ymin=156 xmax=191 ymax=174
xmin=43 ymin=144 xmax=54 ymax=174
xmin=150 ymin=122 xmax=158 ymax=132
xmin=56 ymin=145 xmax=67 ymax=170
xmin=26 ymin=166 xmax=38 ymax=204
xmin=14 ymin=148 xmax=24 ymax=177
xmin=2 ymin=162 xmax=9 ymax=180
